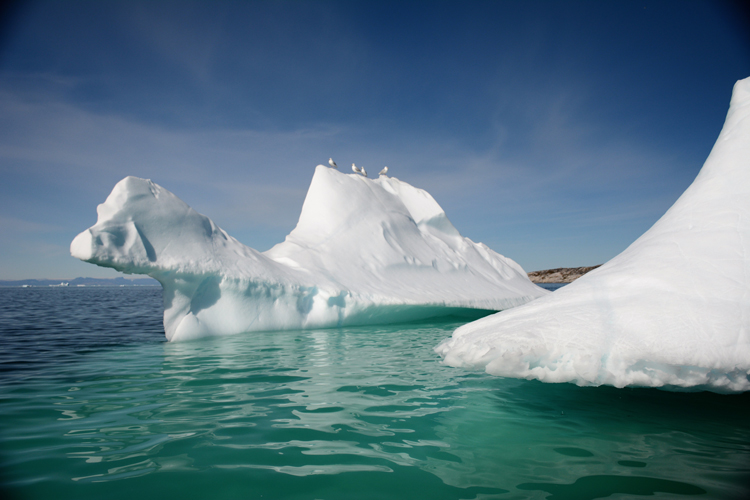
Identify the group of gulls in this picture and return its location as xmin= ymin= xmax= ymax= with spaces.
xmin=328 ymin=158 xmax=388 ymax=178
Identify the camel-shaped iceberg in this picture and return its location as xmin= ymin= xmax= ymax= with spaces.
xmin=72 ymin=166 xmax=546 ymax=341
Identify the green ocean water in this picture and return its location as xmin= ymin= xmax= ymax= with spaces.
xmin=1 ymin=287 xmax=749 ymax=499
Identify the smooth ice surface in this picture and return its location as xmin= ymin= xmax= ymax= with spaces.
xmin=71 ymin=166 xmax=545 ymax=341
xmin=437 ymin=77 xmax=750 ymax=393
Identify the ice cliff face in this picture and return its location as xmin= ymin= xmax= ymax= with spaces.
xmin=436 ymin=77 xmax=750 ymax=393
xmin=72 ymin=166 xmax=546 ymax=341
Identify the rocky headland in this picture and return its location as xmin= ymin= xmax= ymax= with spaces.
xmin=527 ymin=265 xmax=601 ymax=284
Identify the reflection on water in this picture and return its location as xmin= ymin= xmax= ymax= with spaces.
xmin=1 ymin=288 xmax=749 ymax=499
xmin=517 ymin=475 xmax=706 ymax=500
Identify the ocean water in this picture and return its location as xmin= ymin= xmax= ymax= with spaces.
xmin=1 ymin=287 xmax=749 ymax=500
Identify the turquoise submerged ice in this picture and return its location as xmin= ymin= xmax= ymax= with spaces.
xmin=437 ymin=77 xmax=750 ymax=393
xmin=71 ymin=166 xmax=545 ymax=341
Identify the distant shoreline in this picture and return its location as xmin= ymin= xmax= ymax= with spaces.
xmin=1 ymin=269 xmax=603 ymax=287
xmin=528 ymin=265 xmax=601 ymax=284
xmin=0 ymin=277 xmax=160 ymax=287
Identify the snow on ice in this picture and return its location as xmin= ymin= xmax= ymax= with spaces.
xmin=72 ymin=165 xmax=546 ymax=341
xmin=436 ymin=77 xmax=750 ymax=393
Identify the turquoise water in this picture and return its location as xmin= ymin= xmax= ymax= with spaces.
xmin=1 ymin=288 xmax=749 ymax=499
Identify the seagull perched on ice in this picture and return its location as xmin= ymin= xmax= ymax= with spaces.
xmin=352 ymin=163 xmax=367 ymax=177
xmin=328 ymin=158 xmax=338 ymax=169
xmin=379 ymin=166 xmax=388 ymax=177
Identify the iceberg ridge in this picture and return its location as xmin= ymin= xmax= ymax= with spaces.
xmin=436 ymin=77 xmax=750 ymax=393
xmin=72 ymin=166 xmax=546 ymax=341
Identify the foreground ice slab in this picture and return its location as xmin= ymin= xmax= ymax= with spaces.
xmin=437 ymin=77 xmax=750 ymax=393
xmin=72 ymin=166 xmax=546 ymax=341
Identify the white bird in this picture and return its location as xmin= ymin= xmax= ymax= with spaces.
xmin=352 ymin=163 xmax=361 ymax=174
xmin=360 ymin=166 xmax=367 ymax=177
xmin=329 ymin=158 xmax=338 ymax=169
xmin=379 ymin=166 xmax=388 ymax=176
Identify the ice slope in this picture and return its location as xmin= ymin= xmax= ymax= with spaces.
xmin=436 ymin=77 xmax=750 ymax=393
xmin=72 ymin=166 xmax=546 ymax=341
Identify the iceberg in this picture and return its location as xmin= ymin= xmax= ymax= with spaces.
xmin=71 ymin=166 xmax=546 ymax=341
xmin=436 ymin=77 xmax=750 ymax=393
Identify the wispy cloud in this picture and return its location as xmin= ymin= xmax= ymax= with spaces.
xmin=0 ymin=66 xmax=721 ymax=277
xmin=0 ymin=214 xmax=66 ymax=234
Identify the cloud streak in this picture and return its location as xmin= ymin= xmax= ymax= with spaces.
xmin=0 ymin=78 xmax=707 ymax=276
xmin=0 ymin=1 xmax=746 ymax=278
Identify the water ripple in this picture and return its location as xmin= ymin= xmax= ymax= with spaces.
xmin=1 ymin=289 xmax=749 ymax=499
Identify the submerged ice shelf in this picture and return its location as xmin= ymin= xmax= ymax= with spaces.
xmin=437 ymin=77 xmax=750 ymax=393
xmin=72 ymin=166 xmax=546 ymax=341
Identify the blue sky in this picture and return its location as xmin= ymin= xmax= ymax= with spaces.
xmin=0 ymin=0 xmax=748 ymax=279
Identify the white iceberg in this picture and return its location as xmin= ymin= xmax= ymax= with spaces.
xmin=436 ymin=77 xmax=750 ymax=393
xmin=71 ymin=166 xmax=546 ymax=341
